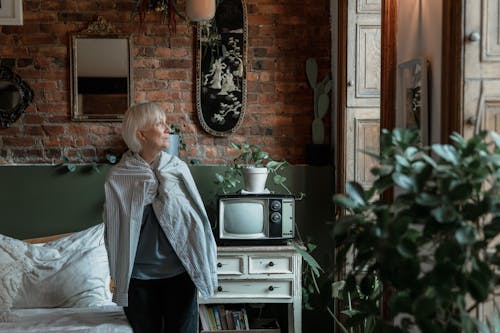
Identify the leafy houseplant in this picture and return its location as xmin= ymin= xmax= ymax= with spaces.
xmin=214 ymin=142 xmax=289 ymax=194
xmin=132 ymin=0 xmax=184 ymax=35
xmin=305 ymin=57 xmax=332 ymax=166
xmin=332 ymin=128 xmax=500 ymax=332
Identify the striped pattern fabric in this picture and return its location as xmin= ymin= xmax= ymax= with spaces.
xmin=103 ymin=151 xmax=218 ymax=306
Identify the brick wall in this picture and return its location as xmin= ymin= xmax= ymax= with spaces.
xmin=0 ymin=0 xmax=331 ymax=165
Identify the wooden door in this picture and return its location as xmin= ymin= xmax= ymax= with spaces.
xmin=462 ymin=0 xmax=500 ymax=322
xmin=463 ymin=0 xmax=500 ymax=139
xmin=344 ymin=0 xmax=381 ymax=189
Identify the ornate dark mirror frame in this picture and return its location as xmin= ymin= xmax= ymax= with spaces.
xmin=0 ymin=66 xmax=34 ymax=128
xmin=70 ymin=17 xmax=133 ymax=121
xmin=196 ymin=0 xmax=248 ymax=136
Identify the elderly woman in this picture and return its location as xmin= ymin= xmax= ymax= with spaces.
xmin=103 ymin=102 xmax=217 ymax=333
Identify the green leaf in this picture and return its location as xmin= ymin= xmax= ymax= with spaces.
xmin=413 ymin=295 xmax=436 ymax=319
xmin=392 ymin=173 xmax=415 ymax=190
xmin=395 ymin=155 xmax=411 ymax=168
xmin=432 ymin=144 xmax=459 ymax=165
xmin=66 ymin=164 xmax=76 ymax=172
xmin=455 ymin=225 xmax=477 ymax=245
xmin=467 ymin=270 xmax=490 ymax=302
xmin=389 ymin=290 xmax=412 ymax=313
xmin=415 ymin=193 xmax=440 ymax=207
xmin=333 ymin=194 xmax=358 ymax=209
xmin=449 ymin=183 xmax=473 ymax=201
xmin=432 ymin=205 xmax=458 ymax=223
xmin=490 ymin=131 xmax=500 ymax=148
xmin=272 ymin=174 xmax=286 ymax=185
xmin=291 ymin=243 xmax=323 ymax=277
xmin=331 ymin=280 xmax=346 ymax=299
xmin=397 ymin=238 xmax=417 ymax=258
xmin=483 ymin=221 xmax=500 ymax=239
xmin=214 ymin=173 xmax=225 ymax=184
xmin=346 ymin=182 xmax=366 ymax=206
xmin=473 ymin=319 xmax=491 ymax=333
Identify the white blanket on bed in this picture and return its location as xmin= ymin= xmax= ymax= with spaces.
xmin=0 ymin=306 xmax=132 ymax=333
xmin=0 ymin=224 xmax=114 ymax=321
xmin=0 ymin=235 xmax=34 ymax=319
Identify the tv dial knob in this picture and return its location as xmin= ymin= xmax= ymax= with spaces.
xmin=270 ymin=212 xmax=281 ymax=223
xmin=270 ymin=200 xmax=281 ymax=211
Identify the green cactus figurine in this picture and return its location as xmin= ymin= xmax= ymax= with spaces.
xmin=306 ymin=58 xmax=332 ymax=144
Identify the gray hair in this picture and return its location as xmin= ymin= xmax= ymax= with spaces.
xmin=122 ymin=102 xmax=166 ymax=153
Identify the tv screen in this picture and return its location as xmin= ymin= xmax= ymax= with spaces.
xmin=222 ymin=201 xmax=265 ymax=236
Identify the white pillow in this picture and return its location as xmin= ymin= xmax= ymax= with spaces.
xmin=0 ymin=235 xmax=30 ymax=320
xmin=0 ymin=223 xmax=114 ymax=314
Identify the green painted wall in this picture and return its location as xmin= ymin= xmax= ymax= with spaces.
xmin=0 ymin=164 xmax=335 ymax=332
xmin=0 ymin=165 xmax=334 ymax=241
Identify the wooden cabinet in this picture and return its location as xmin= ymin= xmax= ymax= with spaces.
xmin=199 ymin=245 xmax=303 ymax=333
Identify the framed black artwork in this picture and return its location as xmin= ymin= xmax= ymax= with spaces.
xmin=396 ymin=57 xmax=430 ymax=146
xmin=196 ymin=0 xmax=247 ymax=136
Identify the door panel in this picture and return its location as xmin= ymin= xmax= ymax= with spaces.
xmin=344 ymin=0 xmax=381 ymax=188
xmin=464 ymin=0 xmax=500 ymax=79
xmin=346 ymin=108 xmax=380 ymax=189
xmin=347 ymin=15 xmax=381 ymax=108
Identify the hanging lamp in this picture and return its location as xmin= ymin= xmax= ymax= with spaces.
xmin=186 ymin=0 xmax=216 ymax=22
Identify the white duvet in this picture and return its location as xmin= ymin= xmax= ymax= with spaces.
xmin=0 ymin=306 xmax=132 ymax=333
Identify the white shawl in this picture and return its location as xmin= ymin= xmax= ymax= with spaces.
xmin=103 ymin=151 xmax=217 ymax=306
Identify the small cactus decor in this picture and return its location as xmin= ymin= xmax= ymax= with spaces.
xmin=306 ymin=58 xmax=332 ymax=144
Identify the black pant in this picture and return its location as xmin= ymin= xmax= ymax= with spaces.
xmin=124 ymin=272 xmax=198 ymax=333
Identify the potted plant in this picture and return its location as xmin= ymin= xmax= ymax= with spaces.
xmin=305 ymin=57 xmax=332 ymax=166
xmin=215 ymin=142 xmax=288 ymax=194
xmin=331 ymin=128 xmax=500 ymax=332
xmin=166 ymin=124 xmax=186 ymax=157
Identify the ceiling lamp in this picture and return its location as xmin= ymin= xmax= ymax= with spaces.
xmin=186 ymin=0 xmax=216 ymax=22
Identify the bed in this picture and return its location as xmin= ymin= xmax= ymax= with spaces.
xmin=0 ymin=224 xmax=133 ymax=333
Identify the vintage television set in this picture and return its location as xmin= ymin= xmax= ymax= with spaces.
xmin=215 ymin=194 xmax=295 ymax=245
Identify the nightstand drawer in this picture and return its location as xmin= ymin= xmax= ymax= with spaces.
xmin=216 ymin=256 xmax=244 ymax=275
xmin=248 ymin=256 xmax=292 ymax=274
xmin=215 ymin=280 xmax=292 ymax=298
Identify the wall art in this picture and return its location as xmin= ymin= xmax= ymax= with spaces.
xmin=196 ymin=0 xmax=247 ymax=136
xmin=397 ymin=57 xmax=430 ymax=145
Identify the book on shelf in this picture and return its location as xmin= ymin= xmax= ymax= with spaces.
xmin=225 ymin=309 xmax=235 ymax=330
xmin=241 ymin=308 xmax=250 ymax=329
xmin=199 ymin=305 xmax=211 ymax=331
xmin=217 ymin=305 xmax=229 ymax=330
xmin=206 ymin=306 xmax=218 ymax=330
xmin=200 ymin=304 xmax=255 ymax=331
xmin=212 ymin=305 xmax=223 ymax=330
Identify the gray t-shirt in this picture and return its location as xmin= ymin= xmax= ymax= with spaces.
xmin=131 ymin=204 xmax=186 ymax=279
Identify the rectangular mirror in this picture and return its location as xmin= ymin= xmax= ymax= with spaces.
xmin=70 ymin=20 xmax=133 ymax=121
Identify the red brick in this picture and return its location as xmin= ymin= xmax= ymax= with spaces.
xmin=0 ymin=0 xmax=331 ymax=165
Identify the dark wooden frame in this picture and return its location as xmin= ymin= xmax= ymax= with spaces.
xmin=441 ymin=0 xmax=464 ymax=143
xmin=0 ymin=66 xmax=34 ymax=128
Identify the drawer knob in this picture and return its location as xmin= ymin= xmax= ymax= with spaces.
xmin=268 ymin=261 xmax=274 ymax=267
xmin=268 ymin=286 xmax=274 ymax=291
xmin=217 ymin=286 xmax=223 ymax=292
xmin=217 ymin=262 xmax=223 ymax=268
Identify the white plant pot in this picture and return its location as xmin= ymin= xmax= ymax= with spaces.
xmin=166 ymin=133 xmax=180 ymax=157
xmin=242 ymin=167 xmax=269 ymax=193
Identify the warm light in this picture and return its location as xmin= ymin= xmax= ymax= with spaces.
xmin=186 ymin=0 xmax=216 ymax=22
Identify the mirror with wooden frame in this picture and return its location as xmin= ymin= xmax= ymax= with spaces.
xmin=0 ymin=66 xmax=34 ymax=128
xmin=196 ymin=0 xmax=247 ymax=136
xmin=70 ymin=17 xmax=133 ymax=121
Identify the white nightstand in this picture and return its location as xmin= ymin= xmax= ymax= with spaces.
xmin=199 ymin=244 xmax=303 ymax=333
